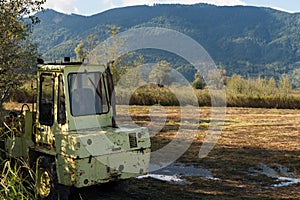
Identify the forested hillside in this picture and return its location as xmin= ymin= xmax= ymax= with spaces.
xmin=32 ymin=3 xmax=300 ymax=80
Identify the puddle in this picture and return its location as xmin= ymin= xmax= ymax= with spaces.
xmin=249 ymin=162 xmax=300 ymax=188
xmin=137 ymin=174 xmax=185 ymax=183
xmin=272 ymin=177 xmax=300 ymax=187
xmin=138 ymin=162 xmax=218 ymax=183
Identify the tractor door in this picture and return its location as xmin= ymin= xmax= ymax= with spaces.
xmin=36 ymin=73 xmax=55 ymax=146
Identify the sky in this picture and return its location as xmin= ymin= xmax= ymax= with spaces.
xmin=44 ymin=0 xmax=300 ymax=16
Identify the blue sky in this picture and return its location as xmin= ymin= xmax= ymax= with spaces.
xmin=44 ymin=0 xmax=300 ymax=16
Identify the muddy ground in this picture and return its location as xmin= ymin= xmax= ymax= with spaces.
xmin=68 ymin=106 xmax=300 ymax=200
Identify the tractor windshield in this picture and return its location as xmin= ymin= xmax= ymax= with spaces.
xmin=68 ymin=72 xmax=109 ymax=116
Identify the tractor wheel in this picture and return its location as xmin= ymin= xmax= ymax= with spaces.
xmin=35 ymin=156 xmax=70 ymax=200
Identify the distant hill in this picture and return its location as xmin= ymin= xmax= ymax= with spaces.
xmin=32 ymin=4 xmax=300 ymax=79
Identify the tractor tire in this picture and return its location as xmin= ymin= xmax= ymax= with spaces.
xmin=35 ymin=156 xmax=70 ymax=200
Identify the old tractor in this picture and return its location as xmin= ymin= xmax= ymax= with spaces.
xmin=0 ymin=58 xmax=151 ymax=199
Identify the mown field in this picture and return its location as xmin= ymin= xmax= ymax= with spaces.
xmin=2 ymin=104 xmax=300 ymax=199
xmin=69 ymin=106 xmax=300 ymax=200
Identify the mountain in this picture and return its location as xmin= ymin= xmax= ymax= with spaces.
xmin=32 ymin=4 xmax=300 ymax=79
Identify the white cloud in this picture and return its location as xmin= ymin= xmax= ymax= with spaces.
xmin=122 ymin=0 xmax=246 ymax=7
xmin=103 ymin=0 xmax=116 ymax=6
xmin=44 ymin=0 xmax=79 ymax=14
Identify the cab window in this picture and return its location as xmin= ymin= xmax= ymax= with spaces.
xmin=57 ymin=75 xmax=66 ymax=125
xmin=68 ymin=72 xmax=109 ymax=116
xmin=39 ymin=73 xmax=54 ymax=126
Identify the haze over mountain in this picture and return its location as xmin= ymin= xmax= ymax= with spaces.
xmin=32 ymin=3 xmax=300 ymax=79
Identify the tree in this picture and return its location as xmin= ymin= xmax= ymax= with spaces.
xmin=75 ymin=40 xmax=85 ymax=61
xmin=279 ymin=74 xmax=292 ymax=98
xmin=103 ymin=25 xmax=124 ymax=82
xmin=226 ymin=74 xmax=245 ymax=96
xmin=0 ymin=0 xmax=45 ymax=113
xmin=149 ymin=61 xmax=172 ymax=86
xmin=76 ymin=26 xmax=145 ymax=84
xmin=191 ymin=72 xmax=206 ymax=89
xmin=75 ymin=34 xmax=99 ymax=62
xmin=266 ymin=77 xmax=277 ymax=97
xmin=206 ymin=68 xmax=227 ymax=89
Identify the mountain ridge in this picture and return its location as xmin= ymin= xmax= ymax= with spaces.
xmin=32 ymin=4 xmax=300 ymax=79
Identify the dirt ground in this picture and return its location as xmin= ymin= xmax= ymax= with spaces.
xmin=68 ymin=106 xmax=300 ymax=200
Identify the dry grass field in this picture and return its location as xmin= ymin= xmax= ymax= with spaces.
xmin=3 ymin=103 xmax=300 ymax=199
xmin=101 ymin=106 xmax=300 ymax=200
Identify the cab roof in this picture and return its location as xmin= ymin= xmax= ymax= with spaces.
xmin=37 ymin=57 xmax=110 ymax=73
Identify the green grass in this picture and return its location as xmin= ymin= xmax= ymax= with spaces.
xmin=0 ymin=158 xmax=35 ymax=200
